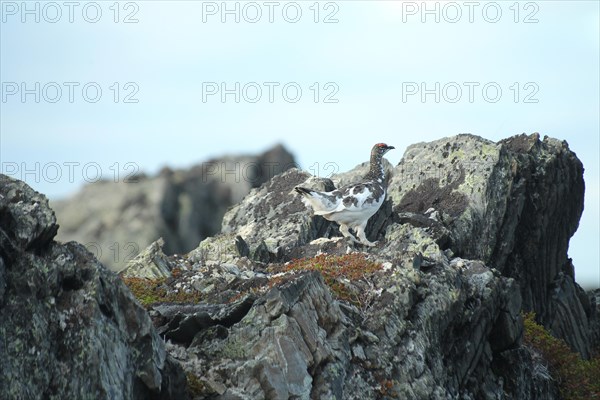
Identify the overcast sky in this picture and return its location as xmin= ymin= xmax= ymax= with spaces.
xmin=1 ymin=1 xmax=598 ymax=288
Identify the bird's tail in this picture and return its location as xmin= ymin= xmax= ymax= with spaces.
xmin=294 ymin=186 xmax=314 ymax=196
xmin=294 ymin=186 xmax=337 ymax=215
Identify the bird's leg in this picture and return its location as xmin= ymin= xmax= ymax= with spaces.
xmin=339 ymin=224 xmax=360 ymax=244
xmin=355 ymin=223 xmax=377 ymax=247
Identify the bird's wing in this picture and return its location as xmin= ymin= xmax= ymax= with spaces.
xmin=331 ymin=182 xmax=385 ymax=213
xmin=298 ymin=181 xmax=385 ymax=216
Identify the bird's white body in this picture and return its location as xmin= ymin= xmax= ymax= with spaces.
xmin=301 ymin=186 xmax=384 ymax=224
xmin=295 ymin=143 xmax=394 ymax=246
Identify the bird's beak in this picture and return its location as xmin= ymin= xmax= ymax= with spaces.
xmin=386 ymin=145 xmax=395 ymax=150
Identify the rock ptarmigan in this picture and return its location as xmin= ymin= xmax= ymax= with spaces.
xmin=294 ymin=143 xmax=394 ymax=246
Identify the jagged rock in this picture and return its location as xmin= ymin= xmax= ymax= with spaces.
xmin=165 ymin=271 xmax=351 ymax=400
xmin=51 ymin=144 xmax=295 ymax=271
xmin=0 ymin=175 xmax=188 ymax=400
xmin=388 ymin=133 xmax=591 ymax=357
xmin=120 ymin=238 xmax=173 ymax=279
xmin=192 ymin=134 xmax=593 ymax=357
xmin=390 ymin=134 xmax=508 ymax=258
xmin=491 ymin=347 xmax=560 ymax=399
xmin=160 ymin=245 xmax=557 ymax=399
xmin=160 ymin=133 xmax=595 ymax=399
xmin=151 ymin=297 xmax=255 ymax=345
xmin=192 ymin=169 xmax=339 ymax=265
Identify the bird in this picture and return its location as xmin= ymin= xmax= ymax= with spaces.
xmin=294 ymin=143 xmax=394 ymax=246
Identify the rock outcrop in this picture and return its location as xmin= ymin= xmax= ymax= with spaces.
xmin=119 ymin=133 xmax=596 ymax=399
xmin=391 ymin=133 xmax=590 ymax=358
xmin=151 ymin=252 xmax=555 ymax=399
xmin=4 ymin=133 xmax=596 ymax=400
xmin=51 ymin=144 xmax=295 ymax=272
xmin=202 ymin=133 xmax=593 ymax=357
xmin=0 ymin=175 xmax=188 ymax=400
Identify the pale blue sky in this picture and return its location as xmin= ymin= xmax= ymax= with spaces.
xmin=1 ymin=1 xmax=598 ymax=288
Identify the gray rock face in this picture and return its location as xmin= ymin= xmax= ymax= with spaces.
xmin=164 ymin=272 xmax=350 ymax=399
xmin=210 ymin=134 xmax=593 ymax=357
xmin=389 ymin=133 xmax=591 ymax=357
xmin=152 ymin=133 xmax=596 ymax=399
xmin=157 ymin=239 xmax=558 ymax=399
xmin=52 ymin=144 xmax=295 ymax=271
xmin=219 ymin=169 xmax=339 ymax=259
xmin=0 ymin=175 xmax=188 ymax=400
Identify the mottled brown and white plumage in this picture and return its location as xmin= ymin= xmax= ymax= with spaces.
xmin=295 ymin=143 xmax=394 ymax=246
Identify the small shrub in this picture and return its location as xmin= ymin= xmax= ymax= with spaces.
xmin=121 ymin=277 xmax=166 ymax=307
xmin=285 ymin=253 xmax=383 ymax=305
xmin=522 ymin=312 xmax=600 ymax=399
xmin=122 ymin=276 xmax=202 ymax=308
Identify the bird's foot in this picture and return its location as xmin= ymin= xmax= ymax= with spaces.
xmin=354 ymin=227 xmax=378 ymax=247
xmin=339 ymin=226 xmax=360 ymax=244
xmin=360 ymin=240 xmax=378 ymax=247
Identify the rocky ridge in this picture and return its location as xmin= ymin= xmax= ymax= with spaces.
xmin=2 ymin=133 xmax=597 ymax=400
xmin=122 ymin=133 xmax=597 ymax=399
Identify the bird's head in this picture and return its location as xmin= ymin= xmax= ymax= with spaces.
xmin=372 ymin=143 xmax=395 ymax=157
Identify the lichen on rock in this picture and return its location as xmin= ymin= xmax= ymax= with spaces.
xmin=2 ymin=133 xmax=597 ymax=400
xmin=128 ymin=133 xmax=597 ymax=399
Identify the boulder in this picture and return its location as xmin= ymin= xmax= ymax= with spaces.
xmin=0 ymin=175 xmax=188 ymax=400
xmin=389 ymin=133 xmax=590 ymax=357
